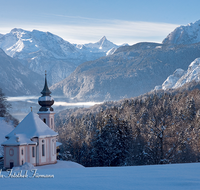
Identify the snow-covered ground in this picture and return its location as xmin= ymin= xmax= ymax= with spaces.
xmin=1 ymin=162 xmax=200 ymax=190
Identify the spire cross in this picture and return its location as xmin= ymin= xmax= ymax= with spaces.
xmin=45 ymin=70 xmax=47 ymax=76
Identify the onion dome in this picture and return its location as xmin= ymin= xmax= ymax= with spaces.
xmin=38 ymin=72 xmax=54 ymax=111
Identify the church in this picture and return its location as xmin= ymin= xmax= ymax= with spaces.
xmin=1 ymin=73 xmax=58 ymax=169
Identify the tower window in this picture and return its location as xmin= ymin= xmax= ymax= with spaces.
xmin=43 ymin=118 xmax=46 ymax=123
xmin=51 ymin=118 xmax=53 ymax=128
xmin=21 ymin=149 xmax=23 ymax=155
xmin=32 ymin=147 xmax=35 ymax=157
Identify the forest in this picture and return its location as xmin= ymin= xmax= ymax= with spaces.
xmin=55 ymin=87 xmax=200 ymax=167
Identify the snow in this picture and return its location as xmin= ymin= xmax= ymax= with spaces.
xmin=0 ymin=162 xmax=200 ymax=189
xmin=2 ymin=134 xmax=37 ymax=146
xmin=154 ymin=68 xmax=185 ymax=90
xmin=56 ymin=142 xmax=62 ymax=147
xmin=13 ymin=162 xmax=35 ymax=171
xmin=106 ymin=47 xmax=117 ymax=56
xmin=154 ymin=58 xmax=200 ymax=90
xmin=163 ymin=19 xmax=200 ymax=45
xmin=0 ymin=118 xmax=14 ymax=156
xmin=174 ymin=58 xmax=200 ymax=88
xmin=162 ymin=68 xmax=185 ymax=90
xmin=5 ymin=112 xmax=57 ymax=139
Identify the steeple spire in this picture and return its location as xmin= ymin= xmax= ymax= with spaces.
xmin=41 ymin=70 xmax=51 ymax=97
xmin=38 ymin=71 xmax=54 ymax=112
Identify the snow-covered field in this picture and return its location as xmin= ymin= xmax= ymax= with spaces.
xmin=1 ymin=161 xmax=200 ymax=190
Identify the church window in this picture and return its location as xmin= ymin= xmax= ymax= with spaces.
xmin=9 ymin=149 xmax=14 ymax=156
xmin=43 ymin=118 xmax=46 ymax=123
xmin=42 ymin=144 xmax=45 ymax=156
xmin=22 ymin=160 xmax=23 ymax=165
xmin=21 ymin=148 xmax=23 ymax=155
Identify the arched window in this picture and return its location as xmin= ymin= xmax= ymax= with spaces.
xmin=21 ymin=148 xmax=23 ymax=155
xmin=22 ymin=160 xmax=23 ymax=165
xmin=43 ymin=118 xmax=46 ymax=123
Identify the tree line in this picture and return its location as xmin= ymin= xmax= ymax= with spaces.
xmin=55 ymin=88 xmax=200 ymax=166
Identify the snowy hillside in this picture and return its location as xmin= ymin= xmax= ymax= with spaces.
xmin=0 ymin=29 xmax=118 ymax=85
xmin=0 ymin=118 xmax=14 ymax=156
xmin=1 ymin=162 xmax=200 ymax=190
xmin=163 ymin=19 xmax=200 ymax=45
xmin=154 ymin=58 xmax=200 ymax=90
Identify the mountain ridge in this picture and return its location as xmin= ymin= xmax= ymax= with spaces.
xmin=0 ymin=28 xmax=119 ymax=85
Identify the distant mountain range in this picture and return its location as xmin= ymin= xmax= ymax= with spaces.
xmin=0 ymin=29 xmax=119 ymax=85
xmin=2 ymin=20 xmax=200 ymax=100
xmin=49 ymin=20 xmax=200 ymax=101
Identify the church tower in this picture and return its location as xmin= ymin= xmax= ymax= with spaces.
xmin=38 ymin=72 xmax=55 ymax=131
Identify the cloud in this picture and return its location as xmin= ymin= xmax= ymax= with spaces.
xmin=0 ymin=17 xmax=179 ymax=45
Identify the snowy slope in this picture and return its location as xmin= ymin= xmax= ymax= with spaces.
xmin=174 ymin=58 xmax=200 ymax=88
xmin=155 ymin=58 xmax=200 ymax=90
xmin=154 ymin=68 xmax=185 ymax=90
xmin=1 ymin=162 xmax=200 ymax=190
xmin=0 ymin=118 xmax=14 ymax=156
xmin=163 ymin=19 xmax=200 ymax=45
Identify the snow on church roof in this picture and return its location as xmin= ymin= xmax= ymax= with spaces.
xmin=5 ymin=112 xmax=58 ymax=139
xmin=2 ymin=134 xmax=37 ymax=146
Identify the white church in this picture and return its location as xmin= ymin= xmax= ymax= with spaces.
xmin=1 ymin=73 xmax=58 ymax=169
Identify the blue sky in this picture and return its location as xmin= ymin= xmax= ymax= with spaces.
xmin=1 ymin=0 xmax=200 ymax=45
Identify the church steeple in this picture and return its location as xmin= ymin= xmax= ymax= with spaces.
xmin=41 ymin=71 xmax=51 ymax=97
xmin=38 ymin=72 xmax=55 ymax=130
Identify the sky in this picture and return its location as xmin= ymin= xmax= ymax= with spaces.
xmin=1 ymin=0 xmax=200 ymax=45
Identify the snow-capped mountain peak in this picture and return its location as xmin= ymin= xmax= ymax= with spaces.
xmin=83 ymin=36 xmax=119 ymax=52
xmin=154 ymin=58 xmax=200 ymax=90
xmin=0 ymin=28 xmax=119 ymax=86
xmin=163 ymin=19 xmax=200 ymax=45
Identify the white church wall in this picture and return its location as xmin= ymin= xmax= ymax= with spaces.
xmin=4 ymin=146 xmax=19 ymax=168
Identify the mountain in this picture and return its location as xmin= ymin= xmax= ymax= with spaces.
xmin=0 ymin=48 xmax=43 ymax=96
xmin=163 ymin=19 xmax=200 ymax=45
xmin=154 ymin=58 xmax=200 ymax=91
xmin=50 ymin=41 xmax=200 ymax=101
xmin=0 ymin=34 xmax=3 ymax=39
xmin=82 ymin=36 xmax=119 ymax=52
xmin=0 ymin=29 xmax=118 ymax=85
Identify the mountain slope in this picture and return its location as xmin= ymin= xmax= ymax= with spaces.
xmin=155 ymin=58 xmax=200 ymax=90
xmin=0 ymin=29 xmax=118 ymax=85
xmin=50 ymin=42 xmax=200 ymax=101
xmin=0 ymin=48 xmax=43 ymax=96
xmin=163 ymin=19 xmax=200 ymax=45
